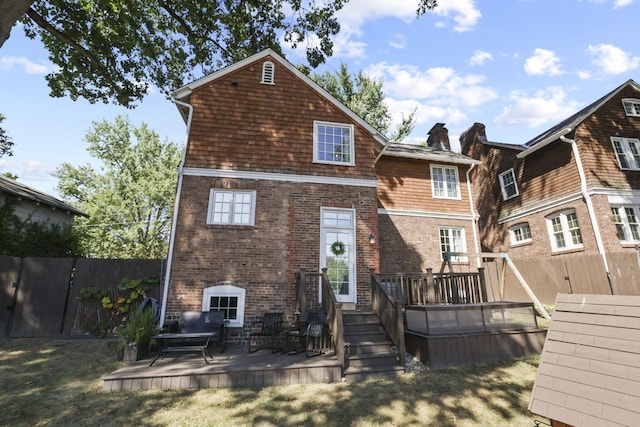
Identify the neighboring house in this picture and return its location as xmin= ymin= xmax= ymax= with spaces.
xmin=0 ymin=174 xmax=86 ymax=226
xmin=461 ymin=80 xmax=640 ymax=287
xmin=160 ymin=49 xmax=481 ymax=339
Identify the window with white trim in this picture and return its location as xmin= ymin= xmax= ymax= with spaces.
xmin=261 ymin=61 xmax=274 ymax=84
xmin=439 ymin=227 xmax=467 ymax=262
xmin=611 ymin=205 xmax=640 ymax=243
xmin=611 ymin=137 xmax=640 ymax=170
xmin=499 ymin=168 xmax=519 ymax=200
xmin=202 ymin=284 xmax=246 ymax=327
xmin=546 ymin=210 xmax=583 ymax=251
xmin=622 ymin=98 xmax=640 ymax=116
xmin=509 ymin=223 xmax=532 ymax=245
xmin=313 ymin=121 xmax=354 ymax=165
xmin=206 ymin=189 xmax=256 ymax=226
xmin=431 ymin=165 xmax=460 ymax=199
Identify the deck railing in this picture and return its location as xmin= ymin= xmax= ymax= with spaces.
xmin=377 ymin=268 xmax=488 ymax=305
xmin=295 ymin=268 xmax=345 ymax=370
xmin=370 ymin=269 xmax=406 ymax=367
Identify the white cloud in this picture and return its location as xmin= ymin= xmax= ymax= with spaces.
xmin=432 ymin=0 xmax=482 ymax=32
xmin=524 ymin=48 xmax=564 ymax=76
xmin=469 ymin=50 xmax=493 ymax=66
xmin=494 ymin=87 xmax=583 ymax=128
xmin=0 ymin=56 xmax=56 ymax=75
xmin=388 ymin=34 xmax=407 ymax=50
xmin=587 ymin=43 xmax=640 ymax=74
xmin=577 ymin=70 xmax=592 ymax=80
xmin=614 ymin=0 xmax=635 ymax=8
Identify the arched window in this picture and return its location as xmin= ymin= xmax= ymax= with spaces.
xmin=201 ymin=284 xmax=246 ymax=327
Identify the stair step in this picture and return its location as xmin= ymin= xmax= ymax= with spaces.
xmin=343 ymin=312 xmax=379 ymax=324
xmin=346 ymin=342 xmax=394 ymax=355
xmin=343 ymin=323 xmax=385 ymax=334
xmin=347 ymin=352 xmax=399 ymax=368
xmin=344 ymin=331 xmax=388 ymax=343
xmin=343 ymin=365 xmax=406 ymax=382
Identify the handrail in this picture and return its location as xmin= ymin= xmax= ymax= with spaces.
xmin=319 ymin=268 xmax=345 ymax=370
xmin=370 ymin=268 xmax=406 ymax=368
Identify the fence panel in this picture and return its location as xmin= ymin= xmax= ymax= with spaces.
xmin=607 ymin=252 xmax=640 ymax=295
xmin=563 ymin=254 xmax=610 ymax=295
xmin=0 ymin=256 xmax=21 ymax=337
xmin=10 ymin=257 xmax=74 ymax=337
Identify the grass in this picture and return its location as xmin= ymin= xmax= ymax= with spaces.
xmin=0 ymin=338 xmax=548 ymax=427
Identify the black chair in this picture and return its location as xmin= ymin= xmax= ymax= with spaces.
xmin=304 ymin=315 xmax=327 ymax=358
xmin=248 ymin=312 xmax=285 ymax=353
xmin=285 ymin=312 xmax=326 ymax=357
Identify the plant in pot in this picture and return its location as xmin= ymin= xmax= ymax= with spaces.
xmin=117 ymin=308 xmax=158 ymax=362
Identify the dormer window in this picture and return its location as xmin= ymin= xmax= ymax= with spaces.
xmin=499 ymin=168 xmax=519 ymax=200
xmin=261 ymin=61 xmax=275 ymax=85
xmin=622 ymin=98 xmax=640 ymax=116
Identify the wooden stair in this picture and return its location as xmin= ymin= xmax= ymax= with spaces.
xmin=342 ymin=311 xmax=405 ymax=381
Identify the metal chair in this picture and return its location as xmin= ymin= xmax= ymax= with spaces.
xmin=248 ymin=312 xmax=285 ymax=353
xmin=304 ymin=316 xmax=327 ymax=358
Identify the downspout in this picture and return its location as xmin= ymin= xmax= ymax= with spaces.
xmin=466 ymin=164 xmax=481 ymax=267
xmin=159 ymin=97 xmax=193 ymax=328
xmin=559 ymin=135 xmax=614 ymax=294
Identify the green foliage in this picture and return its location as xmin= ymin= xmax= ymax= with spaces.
xmin=55 ymin=115 xmax=181 ymax=259
xmin=116 ymin=307 xmax=158 ymax=356
xmin=0 ymin=113 xmax=14 ymax=158
xmin=0 ymin=197 xmax=83 ymax=257
xmin=309 ymin=63 xmax=416 ymax=142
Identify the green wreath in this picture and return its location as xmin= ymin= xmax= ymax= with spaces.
xmin=330 ymin=241 xmax=346 ymax=256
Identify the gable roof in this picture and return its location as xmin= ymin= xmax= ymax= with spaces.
xmin=0 ymin=175 xmax=87 ymax=217
xmin=517 ymin=79 xmax=640 ymax=158
xmin=172 ymin=49 xmax=389 ymax=148
xmin=528 ymin=293 xmax=640 ymax=427
xmin=381 ymin=142 xmax=481 ymax=166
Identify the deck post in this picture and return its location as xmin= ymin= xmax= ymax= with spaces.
xmin=425 ymin=268 xmax=436 ymax=304
xmin=477 ymin=267 xmax=488 ymax=302
xmin=296 ymin=269 xmax=307 ymax=315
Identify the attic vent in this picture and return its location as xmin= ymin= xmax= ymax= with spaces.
xmin=261 ymin=61 xmax=275 ymax=85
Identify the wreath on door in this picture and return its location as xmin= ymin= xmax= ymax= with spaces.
xmin=330 ymin=241 xmax=346 ymax=256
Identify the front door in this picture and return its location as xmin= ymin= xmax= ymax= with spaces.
xmin=320 ymin=208 xmax=356 ymax=303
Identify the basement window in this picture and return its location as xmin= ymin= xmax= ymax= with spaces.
xmin=509 ymin=223 xmax=532 ymax=245
xmin=202 ymin=284 xmax=246 ymax=328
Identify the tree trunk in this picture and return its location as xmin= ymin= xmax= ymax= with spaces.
xmin=0 ymin=0 xmax=35 ymax=47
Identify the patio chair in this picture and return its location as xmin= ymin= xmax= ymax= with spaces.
xmin=285 ymin=312 xmax=326 ymax=357
xmin=248 ymin=312 xmax=285 ymax=353
xmin=304 ymin=315 xmax=327 ymax=358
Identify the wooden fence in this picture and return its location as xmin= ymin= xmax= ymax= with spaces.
xmin=0 ymin=256 xmax=165 ymax=338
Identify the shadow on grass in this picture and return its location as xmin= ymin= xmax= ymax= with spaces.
xmin=0 ymin=338 xmax=540 ymax=426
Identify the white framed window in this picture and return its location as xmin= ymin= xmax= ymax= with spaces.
xmin=313 ymin=121 xmax=354 ymax=166
xmin=431 ymin=165 xmax=460 ymax=199
xmin=499 ymin=169 xmax=519 ymax=200
xmin=509 ymin=223 xmax=532 ymax=245
xmin=611 ymin=205 xmax=640 ymax=243
xmin=439 ymin=227 xmax=467 ymax=262
xmin=202 ymin=284 xmax=246 ymax=327
xmin=206 ymin=189 xmax=256 ymax=226
xmin=546 ymin=210 xmax=583 ymax=252
xmin=611 ymin=137 xmax=640 ymax=170
xmin=622 ymin=98 xmax=640 ymax=117
xmin=261 ymin=61 xmax=274 ymax=85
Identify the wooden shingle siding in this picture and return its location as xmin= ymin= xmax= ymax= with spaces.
xmin=185 ymin=57 xmax=376 ymax=179
xmin=529 ymin=293 xmax=640 ymax=427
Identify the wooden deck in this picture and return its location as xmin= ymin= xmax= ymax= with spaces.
xmin=102 ymin=344 xmax=343 ymax=391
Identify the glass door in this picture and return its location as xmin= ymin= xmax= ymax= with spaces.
xmin=320 ymin=208 xmax=356 ymax=303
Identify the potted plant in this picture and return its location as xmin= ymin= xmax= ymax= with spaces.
xmin=117 ymin=308 xmax=158 ymax=362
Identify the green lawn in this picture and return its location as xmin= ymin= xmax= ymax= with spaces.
xmin=0 ymin=338 xmax=547 ymax=426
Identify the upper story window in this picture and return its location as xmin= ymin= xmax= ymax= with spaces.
xmin=439 ymin=227 xmax=467 ymax=262
xmin=261 ymin=61 xmax=275 ymax=85
xmin=431 ymin=165 xmax=460 ymax=199
xmin=622 ymin=98 xmax=640 ymax=116
xmin=313 ymin=121 xmax=354 ymax=166
xmin=546 ymin=210 xmax=583 ymax=252
xmin=611 ymin=137 xmax=640 ymax=170
xmin=611 ymin=205 xmax=640 ymax=243
xmin=510 ymin=223 xmax=532 ymax=245
xmin=206 ymin=189 xmax=256 ymax=226
xmin=499 ymin=169 xmax=519 ymax=200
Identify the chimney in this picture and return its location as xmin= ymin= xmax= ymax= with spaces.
xmin=427 ymin=123 xmax=450 ymax=151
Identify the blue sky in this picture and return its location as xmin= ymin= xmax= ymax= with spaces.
xmin=1 ymin=0 xmax=639 ymax=197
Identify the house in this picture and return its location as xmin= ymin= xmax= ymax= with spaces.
xmin=159 ymin=49 xmax=481 ymax=342
xmin=461 ymin=80 xmax=640 ymax=289
xmin=528 ymin=293 xmax=640 ymax=427
xmin=0 ymin=174 xmax=86 ymax=226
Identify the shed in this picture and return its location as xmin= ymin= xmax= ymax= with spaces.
xmin=528 ymin=293 xmax=640 ymax=427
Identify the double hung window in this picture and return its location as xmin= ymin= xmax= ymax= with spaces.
xmin=499 ymin=169 xmax=519 ymax=200
xmin=611 ymin=137 xmax=640 ymax=170
xmin=431 ymin=165 xmax=460 ymax=199
xmin=207 ymin=189 xmax=256 ymax=226
xmin=439 ymin=227 xmax=467 ymax=262
xmin=547 ymin=210 xmax=583 ymax=251
xmin=611 ymin=205 xmax=640 ymax=243
xmin=509 ymin=223 xmax=532 ymax=245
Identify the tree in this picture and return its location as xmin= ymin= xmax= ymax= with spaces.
xmin=0 ymin=0 xmax=437 ymax=107
xmin=55 ymin=115 xmax=181 ymax=258
xmin=0 ymin=113 xmax=13 ymax=158
xmin=310 ymin=63 xmax=416 ymax=142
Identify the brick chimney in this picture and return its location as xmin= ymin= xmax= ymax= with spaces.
xmin=426 ymin=123 xmax=450 ymax=151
